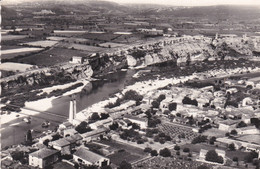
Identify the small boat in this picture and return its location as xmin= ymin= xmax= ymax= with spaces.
xmin=41 ymin=121 xmax=50 ymax=128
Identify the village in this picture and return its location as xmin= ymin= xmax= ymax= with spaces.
xmin=1 ymin=60 xmax=260 ymax=169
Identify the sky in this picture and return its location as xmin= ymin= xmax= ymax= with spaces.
xmin=2 ymin=0 xmax=260 ymax=6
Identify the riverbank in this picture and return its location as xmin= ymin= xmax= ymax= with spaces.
xmin=75 ymin=66 xmax=260 ymax=120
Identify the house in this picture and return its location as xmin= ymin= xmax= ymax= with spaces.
xmin=70 ymin=56 xmax=83 ymax=64
xmin=236 ymin=126 xmax=260 ymax=135
xmin=81 ymin=127 xmax=108 ymax=142
xmin=59 ymin=121 xmax=73 ymax=131
xmin=73 ymin=147 xmax=110 ymax=167
xmin=49 ymin=138 xmax=71 ymax=155
xmin=89 ymin=118 xmax=113 ymax=130
xmin=29 ymin=148 xmax=59 ymax=168
xmin=123 ymin=114 xmax=148 ymax=129
xmin=159 ymin=98 xmax=174 ymax=112
xmin=65 ymin=134 xmax=83 ymax=149
xmin=218 ymin=120 xmax=238 ymax=131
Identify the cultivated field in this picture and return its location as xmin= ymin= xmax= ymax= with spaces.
xmin=20 ymin=40 xmax=58 ymax=47
xmin=16 ymin=47 xmax=86 ymax=66
xmin=0 ymin=62 xmax=34 ymax=72
xmin=59 ymin=42 xmax=105 ymax=52
xmin=1 ymin=47 xmax=44 ymax=59
xmin=1 ymin=35 xmax=27 ymax=41
xmin=99 ymin=42 xmax=126 ymax=48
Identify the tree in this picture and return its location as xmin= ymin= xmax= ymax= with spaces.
xmin=209 ymin=136 xmax=216 ymax=145
xmin=132 ymin=123 xmax=140 ymax=130
xmin=230 ymin=129 xmax=237 ymax=135
xmin=90 ymin=112 xmax=100 ymax=121
xmin=123 ymin=90 xmax=143 ymax=104
xmin=182 ymin=96 xmax=198 ymax=106
xmin=228 ymin=143 xmax=236 ymax=151
xmin=75 ymin=121 xmax=92 ymax=134
xmin=205 ymin=150 xmax=224 ymax=164
xmin=109 ymin=122 xmax=118 ymax=130
xmin=151 ymin=100 xmax=160 ymax=108
xmin=118 ymin=160 xmax=132 ymax=169
xmin=169 ymin=102 xmax=177 ymax=111
xmin=43 ymin=139 xmax=50 ymax=146
xmin=192 ymin=135 xmax=207 ymax=144
xmin=150 ymin=150 xmax=158 ymax=156
xmin=157 ymin=94 xmax=166 ymax=103
xmin=159 ymin=148 xmax=171 ymax=157
xmin=174 ymin=145 xmax=180 ymax=151
xmin=237 ymin=121 xmax=247 ymax=128
xmin=100 ymin=113 xmax=109 ymax=120
xmin=183 ymin=147 xmax=190 ymax=153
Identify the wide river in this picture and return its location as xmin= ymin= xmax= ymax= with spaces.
xmin=1 ymin=69 xmax=136 ymax=148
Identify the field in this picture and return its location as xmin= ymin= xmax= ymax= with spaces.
xmin=20 ymin=40 xmax=58 ymax=47
xmin=46 ymin=36 xmax=67 ymax=41
xmin=237 ymin=134 xmax=260 ymax=144
xmin=53 ymin=30 xmax=87 ymax=37
xmin=1 ymin=35 xmax=27 ymax=41
xmin=99 ymin=140 xmax=147 ymax=165
xmin=99 ymin=42 xmax=126 ymax=48
xmin=16 ymin=47 xmax=87 ymax=66
xmin=58 ymin=42 xmax=106 ymax=52
xmin=1 ymin=47 xmax=44 ymax=59
xmin=0 ymin=62 xmax=34 ymax=72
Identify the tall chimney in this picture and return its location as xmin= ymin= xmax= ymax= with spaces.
xmin=73 ymin=99 xmax=76 ymax=120
xmin=69 ymin=100 xmax=74 ymax=123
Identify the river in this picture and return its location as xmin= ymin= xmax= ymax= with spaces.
xmin=1 ymin=69 xmax=136 ymax=148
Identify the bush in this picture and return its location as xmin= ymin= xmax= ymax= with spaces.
xmin=228 ymin=143 xmax=236 ymax=151
xmin=192 ymin=135 xmax=207 ymax=144
xmin=205 ymin=150 xmax=224 ymax=164
xmin=159 ymin=148 xmax=171 ymax=157
xmin=75 ymin=121 xmax=92 ymax=134
xmin=230 ymin=129 xmax=237 ymax=135
xmin=90 ymin=112 xmax=100 ymax=121
xmin=151 ymin=100 xmax=160 ymax=108
xmin=182 ymin=96 xmax=198 ymax=106
xmin=174 ymin=145 xmax=180 ymax=151
xmin=176 ymin=151 xmax=180 ymax=156
xmin=150 ymin=150 xmax=158 ymax=156
xmin=157 ymin=94 xmax=166 ymax=103
xmin=119 ymin=160 xmax=132 ymax=169
xmin=169 ymin=102 xmax=177 ymax=111
xmin=183 ymin=147 xmax=190 ymax=153
xmin=237 ymin=121 xmax=247 ymax=128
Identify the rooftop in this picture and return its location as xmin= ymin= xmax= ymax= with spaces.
xmin=74 ymin=147 xmax=107 ymax=163
xmin=50 ymin=138 xmax=70 ymax=147
xmin=29 ymin=148 xmax=59 ymax=159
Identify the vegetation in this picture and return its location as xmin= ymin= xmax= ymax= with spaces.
xmin=159 ymin=148 xmax=171 ymax=157
xmin=150 ymin=150 xmax=158 ymax=156
xmin=75 ymin=121 xmax=92 ymax=134
xmin=182 ymin=96 xmax=198 ymax=106
xmin=191 ymin=135 xmax=207 ymax=144
xmin=205 ymin=150 xmax=224 ymax=164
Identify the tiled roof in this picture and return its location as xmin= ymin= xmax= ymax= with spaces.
xmin=74 ymin=147 xmax=107 ymax=163
xmin=29 ymin=148 xmax=59 ymax=159
xmin=51 ymin=138 xmax=70 ymax=147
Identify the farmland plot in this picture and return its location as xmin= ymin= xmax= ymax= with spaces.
xmin=20 ymin=40 xmax=58 ymax=47
xmin=99 ymin=42 xmax=126 ymax=48
xmin=1 ymin=47 xmax=44 ymax=59
xmin=0 ymin=62 xmax=34 ymax=72
xmin=1 ymin=35 xmax=27 ymax=41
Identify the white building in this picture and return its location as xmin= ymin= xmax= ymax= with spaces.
xmin=70 ymin=56 xmax=83 ymax=64
xmin=29 ymin=148 xmax=59 ymax=168
xmin=73 ymin=147 xmax=110 ymax=167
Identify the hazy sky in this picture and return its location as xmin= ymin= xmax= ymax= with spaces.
xmin=107 ymin=0 xmax=260 ymax=6
xmin=3 ymin=0 xmax=260 ymax=6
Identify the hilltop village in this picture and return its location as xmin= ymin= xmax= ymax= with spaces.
xmin=1 ymin=2 xmax=260 ymax=169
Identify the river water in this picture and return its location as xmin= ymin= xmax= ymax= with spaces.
xmin=1 ymin=69 xmax=136 ymax=148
